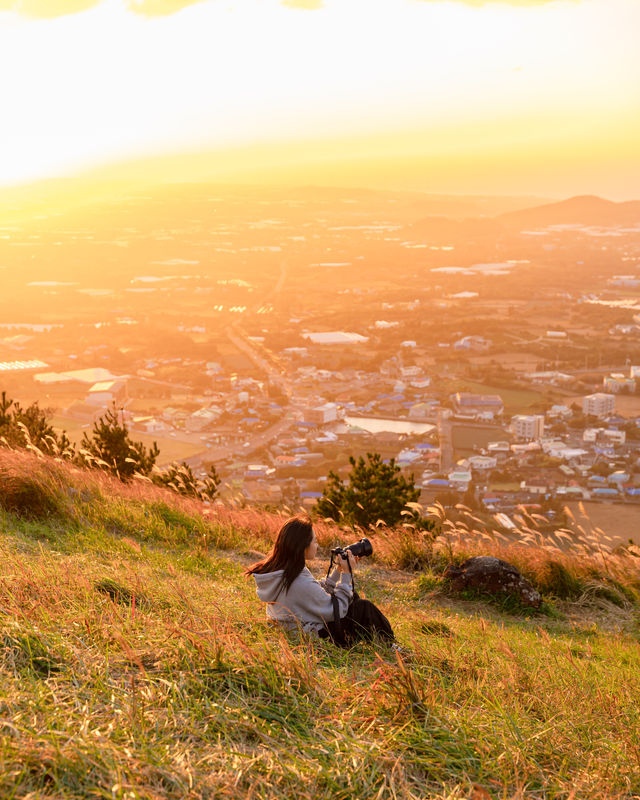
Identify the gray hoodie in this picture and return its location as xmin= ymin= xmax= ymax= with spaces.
xmin=253 ymin=566 xmax=353 ymax=634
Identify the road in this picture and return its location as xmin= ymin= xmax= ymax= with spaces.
xmin=203 ymin=259 xmax=298 ymax=463
xmin=438 ymin=411 xmax=453 ymax=472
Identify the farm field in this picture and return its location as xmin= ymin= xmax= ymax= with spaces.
xmin=566 ymin=500 xmax=640 ymax=547
xmin=469 ymin=351 xmax=541 ymax=371
xmin=452 ymin=423 xmax=511 ymax=456
xmin=441 ymin=379 xmax=546 ymax=414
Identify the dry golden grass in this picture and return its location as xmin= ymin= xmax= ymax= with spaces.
xmin=1 ymin=447 xmax=640 ymax=798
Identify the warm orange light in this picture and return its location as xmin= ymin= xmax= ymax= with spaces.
xmin=0 ymin=0 xmax=637 ymax=198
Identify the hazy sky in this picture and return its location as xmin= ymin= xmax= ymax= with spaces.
xmin=1 ymin=0 xmax=638 ymax=197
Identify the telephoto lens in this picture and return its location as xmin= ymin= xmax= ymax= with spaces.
xmin=345 ymin=537 xmax=373 ymax=558
xmin=330 ymin=538 xmax=373 ymax=558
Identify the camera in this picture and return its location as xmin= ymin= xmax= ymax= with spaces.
xmin=331 ymin=537 xmax=373 ymax=559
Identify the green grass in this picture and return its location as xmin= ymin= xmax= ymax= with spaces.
xmin=1 ymin=450 xmax=640 ymax=797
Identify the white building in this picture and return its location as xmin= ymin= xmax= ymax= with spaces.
xmin=468 ymin=455 xmax=497 ymax=471
xmin=544 ymin=443 xmax=588 ymax=462
xmin=547 ymin=404 xmax=573 ymax=419
xmin=448 ymin=470 xmax=472 ymax=490
xmin=35 ymin=367 xmax=118 ymax=385
xmin=305 ymin=403 xmax=338 ymax=425
xmin=582 ymin=393 xmax=615 ymax=417
xmin=511 ymin=414 xmax=545 ymax=441
xmin=301 ymin=331 xmax=368 ymax=345
xmin=603 ymin=374 xmax=636 ymax=394
xmin=453 ymin=335 xmax=491 ymax=351
xmin=400 ymin=365 xmax=422 ymax=378
xmin=525 ymin=371 xmax=572 ymax=384
xmin=583 ymin=428 xmax=626 ymax=445
xmin=374 ymin=320 xmax=399 ymax=329
xmin=85 ymin=379 xmax=128 ymax=408
xmin=133 ymin=416 xmax=166 ymax=434
xmin=487 ymin=441 xmax=511 ymax=454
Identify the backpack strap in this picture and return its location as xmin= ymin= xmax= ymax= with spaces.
xmin=330 ymin=593 xmax=344 ymax=643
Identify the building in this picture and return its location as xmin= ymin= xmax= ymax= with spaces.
xmin=36 ymin=367 xmax=119 ymax=385
xmin=448 ymin=470 xmax=472 ymax=491
xmin=453 ymin=335 xmax=492 ymax=352
xmin=301 ymin=331 xmax=368 ymax=345
xmin=408 ymin=401 xmax=437 ymax=419
xmin=525 ymin=371 xmax=572 ymax=385
xmin=603 ymin=374 xmax=636 ymax=394
xmin=583 ymin=428 xmax=626 ymax=445
xmin=520 ymin=480 xmax=548 ymax=495
xmin=547 ymin=404 xmax=573 ymax=419
xmin=132 ymin=416 xmax=166 ymax=434
xmin=608 ymin=471 xmax=630 ymax=485
xmin=399 ymin=365 xmax=422 ymax=379
xmin=244 ymin=465 xmax=275 ymax=479
xmin=451 ymin=393 xmax=504 ymax=416
xmin=468 ymin=455 xmax=497 ymax=471
xmin=85 ymin=379 xmax=128 ymax=408
xmin=304 ymin=403 xmax=338 ymax=425
xmin=582 ymin=393 xmax=615 ymax=417
xmin=511 ymin=414 xmax=545 ymax=441
xmin=0 ymin=358 xmax=48 ymax=373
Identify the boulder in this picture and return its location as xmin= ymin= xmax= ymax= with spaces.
xmin=443 ymin=556 xmax=542 ymax=608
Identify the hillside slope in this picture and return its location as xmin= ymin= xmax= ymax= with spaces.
xmin=499 ymin=195 xmax=640 ymax=227
xmin=0 ymin=449 xmax=639 ymax=799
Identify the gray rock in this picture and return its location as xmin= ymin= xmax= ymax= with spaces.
xmin=443 ymin=556 xmax=542 ymax=608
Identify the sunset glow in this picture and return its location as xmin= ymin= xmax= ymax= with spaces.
xmin=1 ymin=0 xmax=638 ymax=197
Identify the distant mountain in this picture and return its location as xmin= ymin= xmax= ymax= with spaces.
xmin=498 ymin=195 xmax=640 ymax=228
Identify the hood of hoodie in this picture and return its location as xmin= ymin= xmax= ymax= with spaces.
xmin=253 ymin=569 xmax=287 ymax=602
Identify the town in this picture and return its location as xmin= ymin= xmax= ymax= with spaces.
xmin=1 ymin=184 xmax=639 ymax=542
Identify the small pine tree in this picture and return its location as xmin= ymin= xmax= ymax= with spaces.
xmin=316 ymin=452 xmax=421 ymax=529
xmin=0 ymin=391 xmax=73 ymax=458
xmin=79 ymin=404 xmax=159 ymax=481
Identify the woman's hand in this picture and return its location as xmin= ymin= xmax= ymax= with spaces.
xmin=336 ymin=550 xmax=357 ymax=573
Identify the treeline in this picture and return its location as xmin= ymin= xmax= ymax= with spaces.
xmin=0 ymin=392 xmax=219 ymax=502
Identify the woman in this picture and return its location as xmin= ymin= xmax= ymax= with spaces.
xmin=247 ymin=516 xmax=394 ymax=646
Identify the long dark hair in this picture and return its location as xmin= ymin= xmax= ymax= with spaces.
xmin=246 ymin=516 xmax=313 ymax=594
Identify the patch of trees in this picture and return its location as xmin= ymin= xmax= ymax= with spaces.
xmin=316 ymin=451 xmax=432 ymax=530
xmin=0 ymin=391 xmax=219 ymax=502
xmin=0 ymin=391 xmax=73 ymax=458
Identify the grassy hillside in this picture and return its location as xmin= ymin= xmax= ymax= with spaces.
xmin=0 ymin=449 xmax=639 ymax=799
